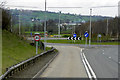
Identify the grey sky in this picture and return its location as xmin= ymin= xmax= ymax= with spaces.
xmin=3 ymin=0 xmax=120 ymax=17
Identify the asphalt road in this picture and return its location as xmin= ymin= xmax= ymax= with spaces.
xmin=39 ymin=46 xmax=88 ymax=78
xmin=46 ymin=43 xmax=118 ymax=79
xmin=83 ymin=46 xmax=118 ymax=78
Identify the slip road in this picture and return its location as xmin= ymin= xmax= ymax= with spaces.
xmin=36 ymin=46 xmax=88 ymax=78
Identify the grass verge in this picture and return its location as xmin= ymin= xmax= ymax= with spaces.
xmin=41 ymin=39 xmax=119 ymax=45
xmin=2 ymin=30 xmax=51 ymax=74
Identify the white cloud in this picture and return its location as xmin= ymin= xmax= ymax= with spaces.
xmin=4 ymin=0 xmax=120 ymax=17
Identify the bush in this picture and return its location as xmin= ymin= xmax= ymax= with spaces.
xmin=62 ymin=34 xmax=71 ymax=37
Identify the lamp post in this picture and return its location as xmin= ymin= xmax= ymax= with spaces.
xmin=89 ymin=8 xmax=92 ymax=46
xmin=44 ymin=0 xmax=47 ymax=51
xmin=19 ymin=9 xmax=22 ymax=35
xmin=58 ymin=11 xmax=61 ymax=36
xmin=106 ymin=18 xmax=108 ymax=36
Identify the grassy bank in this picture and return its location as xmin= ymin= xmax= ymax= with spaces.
xmin=42 ymin=39 xmax=118 ymax=45
xmin=2 ymin=30 xmax=48 ymax=74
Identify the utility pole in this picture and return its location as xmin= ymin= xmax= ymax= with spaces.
xmin=58 ymin=11 xmax=61 ymax=36
xmin=89 ymin=8 xmax=92 ymax=46
xmin=44 ymin=0 xmax=47 ymax=51
xmin=106 ymin=18 xmax=109 ymax=36
xmin=74 ymin=26 xmax=75 ymax=34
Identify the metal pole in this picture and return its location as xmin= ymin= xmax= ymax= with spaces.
xmin=36 ymin=19 xmax=37 ymax=32
xmin=89 ymin=8 xmax=92 ymax=46
xmin=86 ymin=37 xmax=87 ymax=47
xmin=58 ymin=11 xmax=61 ymax=36
xmin=106 ymin=18 xmax=108 ymax=36
xmin=74 ymin=26 xmax=75 ymax=34
xmin=44 ymin=0 xmax=47 ymax=51
xmin=19 ymin=11 xmax=21 ymax=35
xmin=36 ymin=41 xmax=38 ymax=55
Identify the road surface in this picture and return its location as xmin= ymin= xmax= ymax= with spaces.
xmin=83 ymin=46 xmax=118 ymax=78
xmin=46 ymin=43 xmax=118 ymax=79
xmin=37 ymin=46 xmax=87 ymax=78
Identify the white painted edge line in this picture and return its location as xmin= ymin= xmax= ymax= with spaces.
xmin=31 ymin=52 xmax=59 ymax=80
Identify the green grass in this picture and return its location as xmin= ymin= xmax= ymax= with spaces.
xmin=2 ymin=30 xmax=47 ymax=74
xmin=42 ymin=39 xmax=119 ymax=45
xmin=25 ymin=31 xmax=44 ymax=34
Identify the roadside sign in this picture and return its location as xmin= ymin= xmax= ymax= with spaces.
xmin=34 ymin=33 xmax=40 ymax=55
xmin=84 ymin=32 xmax=88 ymax=46
xmin=97 ymin=34 xmax=102 ymax=38
xmin=67 ymin=37 xmax=81 ymax=40
xmin=84 ymin=32 xmax=89 ymax=37
xmin=30 ymin=32 xmax=32 ymax=36
xmin=34 ymin=35 xmax=41 ymax=41
xmin=45 ymin=33 xmax=48 ymax=37
xmin=73 ymin=34 xmax=77 ymax=37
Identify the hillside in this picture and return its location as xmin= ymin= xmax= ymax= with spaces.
xmin=11 ymin=9 xmax=111 ymax=26
xmin=2 ymin=30 xmax=43 ymax=74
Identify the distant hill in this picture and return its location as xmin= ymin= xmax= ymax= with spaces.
xmin=10 ymin=9 xmax=112 ymax=26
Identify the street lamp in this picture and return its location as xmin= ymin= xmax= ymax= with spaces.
xmin=89 ymin=8 xmax=92 ymax=46
xmin=58 ymin=11 xmax=61 ymax=36
xmin=19 ymin=9 xmax=22 ymax=35
xmin=44 ymin=0 xmax=47 ymax=51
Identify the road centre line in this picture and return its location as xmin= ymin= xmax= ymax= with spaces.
xmin=81 ymin=49 xmax=97 ymax=80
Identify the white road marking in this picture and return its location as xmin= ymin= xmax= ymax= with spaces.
xmin=81 ymin=49 xmax=97 ymax=80
xmin=81 ymin=52 xmax=92 ymax=80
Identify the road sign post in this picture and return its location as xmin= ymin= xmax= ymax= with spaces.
xmin=30 ymin=32 xmax=33 ymax=42
xmin=34 ymin=33 xmax=41 ymax=55
xmin=97 ymin=34 xmax=102 ymax=44
xmin=86 ymin=37 xmax=87 ymax=46
xmin=84 ymin=32 xmax=89 ymax=47
xmin=36 ymin=41 xmax=38 ymax=55
xmin=73 ymin=34 xmax=77 ymax=43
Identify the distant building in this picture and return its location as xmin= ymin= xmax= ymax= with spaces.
xmin=118 ymin=1 xmax=120 ymax=17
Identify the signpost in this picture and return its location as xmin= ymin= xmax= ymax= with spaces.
xmin=73 ymin=34 xmax=77 ymax=37
xmin=73 ymin=34 xmax=77 ymax=43
xmin=84 ymin=32 xmax=89 ymax=46
xmin=34 ymin=33 xmax=41 ymax=55
xmin=97 ymin=34 xmax=102 ymax=42
xmin=31 ymin=32 xmax=32 ymax=41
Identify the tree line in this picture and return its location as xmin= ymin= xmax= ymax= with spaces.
xmin=75 ymin=17 xmax=120 ymax=39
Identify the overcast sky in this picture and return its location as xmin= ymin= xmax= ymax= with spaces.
xmin=2 ymin=0 xmax=120 ymax=17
